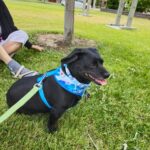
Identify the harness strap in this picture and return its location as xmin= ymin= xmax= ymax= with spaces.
xmin=37 ymin=66 xmax=89 ymax=109
xmin=39 ymin=85 xmax=52 ymax=109
xmin=37 ymin=68 xmax=59 ymax=109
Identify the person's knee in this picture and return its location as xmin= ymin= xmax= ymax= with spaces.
xmin=19 ymin=30 xmax=29 ymax=42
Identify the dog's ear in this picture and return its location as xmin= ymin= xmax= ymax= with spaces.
xmin=61 ymin=48 xmax=84 ymax=65
xmin=61 ymin=48 xmax=99 ymax=65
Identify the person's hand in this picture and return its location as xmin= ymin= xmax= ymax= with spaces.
xmin=31 ymin=45 xmax=44 ymax=52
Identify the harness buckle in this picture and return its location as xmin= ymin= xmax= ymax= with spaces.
xmin=34 ymin=83 xmax=42 ymax=88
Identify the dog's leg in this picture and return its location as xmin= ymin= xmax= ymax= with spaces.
xmin=48 ymin=108 xmax=65 ymax=133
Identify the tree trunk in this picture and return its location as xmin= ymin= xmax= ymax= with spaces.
xmin=87 ymin=0 xmax=91 ymax=16
xmin=82 ymin=0 xmax=91 ymax=16
xmin=82 ymin=0 xmax=87 ymax=15
xmin=115 ymin=0 xmax=125 ymax=26
xmin=64 ymin=0 xmax=75 ymax=45
xmin=126 ymin=0 xmax=138 ymax=27
xmin=93 ymin=0 xmax=96 ymax=8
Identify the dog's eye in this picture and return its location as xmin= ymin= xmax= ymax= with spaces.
xmin=91 ymin=65 xmax=96 ymax=68
xmin=91 ymin=61 xmax=98 ymax=68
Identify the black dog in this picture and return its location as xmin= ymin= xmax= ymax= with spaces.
xmin=7 ymin=48 xmax=110 ymax=132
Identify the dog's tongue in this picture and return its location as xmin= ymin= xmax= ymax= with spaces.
xmin=95 ymin=79 xmax=107 ymax=85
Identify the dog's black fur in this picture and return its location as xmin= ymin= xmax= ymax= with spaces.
xmin=7 ymin=48 xmax=110 ymax=132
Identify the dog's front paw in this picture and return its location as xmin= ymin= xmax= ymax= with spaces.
xmin=48 ymin=124 xmax=58 ymax=133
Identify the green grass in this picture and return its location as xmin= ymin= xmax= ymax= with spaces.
xmin=0 ymin=0 xmax=150 ymax=149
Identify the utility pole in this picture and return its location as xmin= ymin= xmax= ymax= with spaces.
xmin=64 ymin=0 xmax=75 ymax=45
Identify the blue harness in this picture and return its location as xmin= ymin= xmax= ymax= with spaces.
xmin=37 ymin=65 xmax=90 ymax=109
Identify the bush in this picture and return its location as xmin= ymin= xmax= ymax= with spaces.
xmin=107 ymin=0 xmax=150 ymax=12
xmin=135 ymin=0 xmax=150 ymax=12
xmin=96 ymin=0 xmax=100 ymax=7
xmin=107 ymin=0 xmax=119 ymax=9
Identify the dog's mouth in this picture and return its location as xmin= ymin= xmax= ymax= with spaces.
xmin=84 ymin=73 xmax=107 ymax=85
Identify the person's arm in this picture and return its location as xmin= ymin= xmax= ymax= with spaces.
xmin=24 ymin=40 xmax=44 ymax=51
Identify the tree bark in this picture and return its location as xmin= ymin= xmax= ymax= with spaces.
xmin=126 ymin=0 xmax=138 ymax=27
xmin=93 ymin=0 xmax=96 ymax=8
xmin=87 ymin=0 xmax=91 ymax=16
xmin=64 ymin=0 xmax=75 ymax=45
xmin=115 ymin=0 xmax=125 ymax=26
xmin=82 ymin=0 xmax=87 ymax=15
xmin=82 ymin=0 xmax=91 ymax=16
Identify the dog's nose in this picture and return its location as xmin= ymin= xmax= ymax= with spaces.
xmin=104 ymin=72 xmax=110 ymax=78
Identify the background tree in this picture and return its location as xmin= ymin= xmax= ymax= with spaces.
xmin=96 ymin=0 xmax=101 ymax=7
xmin=82 ymin=0 xmax=87 ymax=15
xmin=107 ymin=0 xmax=119 ymax=9
xmin=92 ymin=0 xmax=96 ymax=8
xmin=107 ymin=0 xmax=150 ymax=12
xmin=126 ymin=0 xmax=150 ymax=12
xmin=82 ymin=0 xmax=91 ymax=16
xmin=115 ymin=0 xmax=125 ymax=26
xmin=126 ymin=0 xmax=138 ymax=27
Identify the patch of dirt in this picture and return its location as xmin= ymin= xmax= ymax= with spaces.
xmin=37 ymin=34 xmax=97 ymax=50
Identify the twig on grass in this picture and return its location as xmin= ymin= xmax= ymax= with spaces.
xmin=87 ymin=132 xmax=99 ymax=150
xmin=122 ymin=143 xmax=128 ymax=150
xmin=121 ymin=132 xmax=139 ymax=150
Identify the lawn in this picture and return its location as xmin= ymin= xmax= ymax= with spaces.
xmin=0 ymin=0 xmax=150 ymax=149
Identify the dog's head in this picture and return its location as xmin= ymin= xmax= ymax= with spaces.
xmin=61 ymin=48 xmax=110 ymax=85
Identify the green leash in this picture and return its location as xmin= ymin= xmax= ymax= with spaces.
xmin=0 ymin=84 xmax=41 ymax=124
